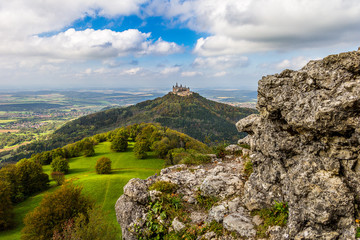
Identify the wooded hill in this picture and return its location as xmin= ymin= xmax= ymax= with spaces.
xmin=56 ymin=92 xmax=256 ymax=143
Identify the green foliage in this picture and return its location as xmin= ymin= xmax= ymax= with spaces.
xmin=149 ymin=181 xmax=178 ymax=194
xmin=95 ymin=157 xmax=112 ymax=174
xmin=195 ymin=191 xmax=219 ymax=211
xmin=0 ymin=180 xmax=14 ymax=231
xmin=179 ymin=153 xmax=211 ymax=165
xmin=239 ymin=143 xmax=250 ymax=149
xmin=356 ymin=227 xmax=360 ymax=238
xmin=213 ymin=143 xmax=228 ymax=159
xmin=15 ymin=159 xmax=49 ymax=199
xmin=51 ymin=157 xmax=69 ymax=174
xmin=136 ymin=193 xmax=186 ymax=240
xmin=52 ymin=207 xmax=119 ymax=240
xmin=133 ymin=141 xmax=148 ymax=159
xmin=82 ymin=141 xmax=95 ymax=157
xmin=244 ymin=160 xmax=253 ymax=179
xmin=21 ymin=183 xmax=94 ymax=240
xmin=51 ymin=171 xmax=65 ymax=186
xmin=111 ymin=135 xmax=128 ymax=152
xmin=253 ymin=201 xmax=289 ymax=238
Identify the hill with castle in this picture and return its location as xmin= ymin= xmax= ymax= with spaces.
xmin=4 ymin=89 xmax=256 ymax=163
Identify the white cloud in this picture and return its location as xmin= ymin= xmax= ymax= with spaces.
xmin=181 ymin=71 xmax=202 ymax=77
xmin=123 ymin=67 xmax=142 ymax=75
xmin=193 ymin=55 xmax=248 ymax=69
xmin=160 ymin=66 xmax=180 ymax=74
xmin=0 ymin=28 xmax=181 ymax=60
xmin=275 ymin=56 xmax=316 ymax=70
xmin=147 ymin=0 xmax=360 ymax=55
xmin=213 ymin=71 xmax=227 ymax=77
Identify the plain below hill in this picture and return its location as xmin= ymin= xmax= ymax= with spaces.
xmin=55 ymin=92 xmax=257 ymax=144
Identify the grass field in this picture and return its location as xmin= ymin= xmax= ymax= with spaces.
xmin=0 ymin=142 xmax=164 ymax=240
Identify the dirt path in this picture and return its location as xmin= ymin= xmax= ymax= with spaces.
xmin=0 ymin=141 xmax=31 ymax=153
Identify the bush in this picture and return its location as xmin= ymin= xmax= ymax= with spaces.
xmin=133 ymin=141 xmax=148 ymax=159
xmin=82 ymin=141 xmax=95 ymax=157
xmin=16 ymin=159 xmax=49 ymax=198
xmin=179 ymin=153 xmax=211 ymax=165
xmin=111 ymin=135 xmax=128 ymax=152
xmin=0 ymin=180 xmax=14 ymax=231
xmin=52 ymin=207 xmax=119 ymax=240
xmin=149 ymin=181 xmax=178 ymax=194
xmin=21 ymin=184 xmax=94 ymax=240
xmin=51 ymin=157 xmax=70 ymax=174
xmin=51 ymin=172 xmax=65 ymax=186
xmin=252 ymin=201 xmax=289 ymax=238
xmin=244 ymin=160 xmax=253 ymax=179
xmin=95 ymin=157 xmax=112 ymax=174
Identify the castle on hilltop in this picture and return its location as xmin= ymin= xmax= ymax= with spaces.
xmin=172 ymin=83 xmax=192 ymax=96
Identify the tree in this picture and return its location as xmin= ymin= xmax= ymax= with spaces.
xmin=111 ymin=135 xmax=128 ymax=152
xmin=82 ymin=141 xmax=95 ymax=157
xmin=0 ymin=180 xmax=14 ymax=231
xmin=22 ymin=184 xmax=94 ymax=240
xmin=133 ymin=141 xmax=148 ymax=159
xmin=51 ymin=157 xmax=70 ymax=174
xmin=51 ymin=172 xmax=65 ymax=186
xmin=52 ymin=207 xmax=119 ymax=240
xmin=95 ymin=157 xmax=112 ymax=174
xmin=16 ymin=159 xmax=49 ymax=198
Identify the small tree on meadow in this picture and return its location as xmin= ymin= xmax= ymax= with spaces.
xmin=133 ymin=141 xmax=148 ymax=159
xmin=21 ymin=184 xmax=94 ymax=240
xmin=110 ymin=135 xmax=128 ymax=152
xmin=51 ymin=172 xmax=65 ymax=186
xmin=95 ymin=157 xmax=112 ymax=174
xmin=51 ymin=157 xmax=70 ymax=174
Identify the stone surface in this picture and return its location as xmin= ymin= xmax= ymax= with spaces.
xmin=223 ymin=213 xmax=256 ymax=237
xmin=236 ymin=47 xmax=360 ymax=239
xmin=172 ymin=217 xmax=185 ymax=232
xmin=225 ymin=144 xmax=242 ymax=153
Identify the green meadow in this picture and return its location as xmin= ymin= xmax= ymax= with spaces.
xmin=0 ymin=142 xmax=164 ymax=240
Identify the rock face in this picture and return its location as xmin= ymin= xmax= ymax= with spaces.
xmin=236 ymin=48 xmax=360 ymax=239
xmin=115 ymin=48 xmax=360 ymax=240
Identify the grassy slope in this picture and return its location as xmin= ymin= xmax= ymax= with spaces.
xmin=0 ymin=142 xmax=164 ymax=240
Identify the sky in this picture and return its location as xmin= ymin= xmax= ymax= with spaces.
xmin=1 ymin=0 xmax=360 ymax=90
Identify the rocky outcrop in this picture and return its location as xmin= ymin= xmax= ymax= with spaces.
xmin=115 ymin=155 xmax=258 ymax=239
xmin=115 ymin=47 xmax=360 ymax=239
xmin=237 ymin=48 xmax=360 ymax=239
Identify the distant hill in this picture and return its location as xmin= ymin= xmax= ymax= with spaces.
xmin=56 ymin=92 xmax=256 ymax=143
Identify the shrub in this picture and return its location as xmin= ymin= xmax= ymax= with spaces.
xmin=133 ymin=141 xmax=148 ymax=159
xmin=244 ymin=160 xmax=253 ymax=179
xmin=149 ymin=181 xmax=178 ymax=194
xmin=195 ymin=191 xmax=219 ymax=210
xmin=51 ymin=157 xmax=69 ymax=174
xmin=52 ymin=207 xmax=119 ymax=240
xmin=95 ymin=157 xmax=112 ymax=174
xmin=0 ymin=180 xmax=14 ymax=231
xmin=111 ymin=135 xmax=128 ymax=152
xmin=82 ymin=141 xmax=95 ymax=157
xmin=252 ymin=201 xmax=289 ymax=238
xmin=21 ymin=183 xmax=94 ymax=240
xmin=16 ymin=159 xmax=49 ymax=198
xmin=51 ymin=172 xmax=65 ymax=186
xmin=179 ymin=153 xmax=211 ymax=165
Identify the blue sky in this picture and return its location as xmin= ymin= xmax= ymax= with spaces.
xmin=0 ymin=0 xmax=360 ymax=90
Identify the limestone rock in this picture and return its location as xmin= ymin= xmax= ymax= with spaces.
xmin=223 ymin=213 xmax=256 ymax=238
xmin=172 ymin=217 xmax=185 ymax=232
xmin=237 ymin=48 xmax=360 ymax=239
